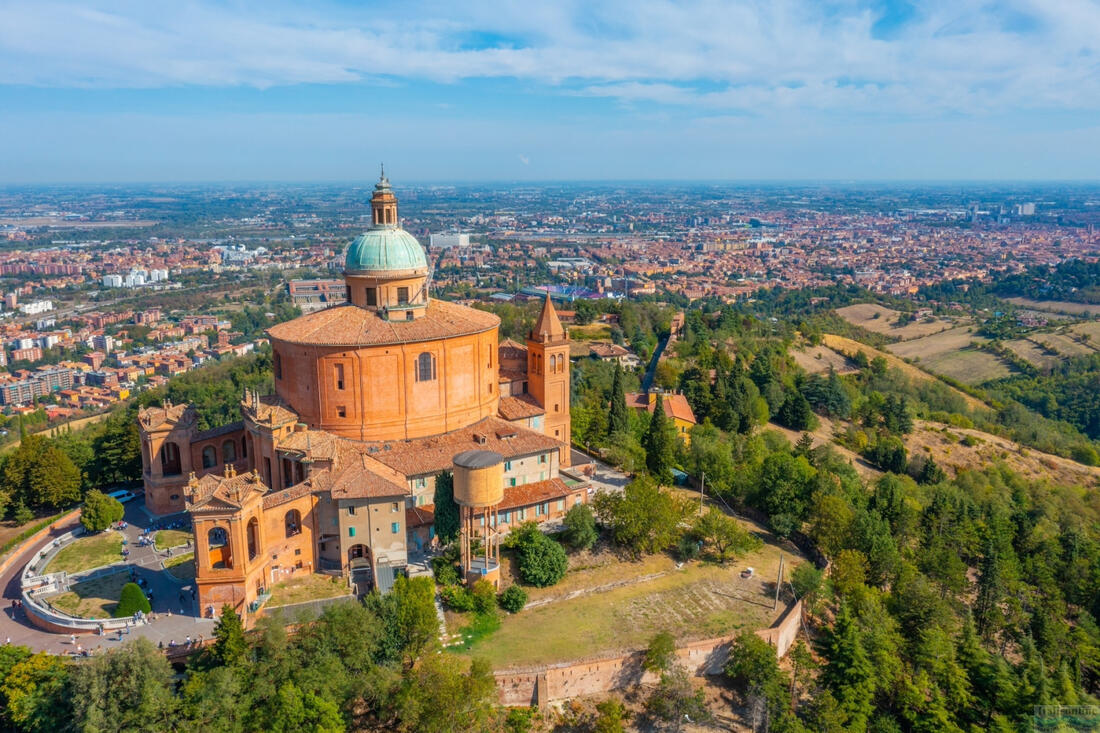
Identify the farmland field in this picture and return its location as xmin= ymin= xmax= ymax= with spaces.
xmin=1004 ymin=298 xmax=1100 ymax=316
xmin=1029 ymin=333 xmax=1096 ymax=358
xmin=1004 ymin=339 xmax=1061 ymax=370
xmin=836 ymin=303 xmax=958 ymax=340
xmin=916 ymin=349 xmax=1013 ymax=385
xmin=1070 ymin=321 xmax=1100 ymax=342
xmin=886 ymin=326 xmax=981 ymax=361
xmin=790 ymin=344 xmax=857 ymax=375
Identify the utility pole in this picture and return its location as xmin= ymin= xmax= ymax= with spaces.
xmin=699 ymin=472 xmax=706 ymax=517
xmin=774 ymin=553 xmax=784 ymax=611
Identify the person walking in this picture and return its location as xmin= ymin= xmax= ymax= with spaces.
xmin=70 ymin=634 xmax=76 ymax=646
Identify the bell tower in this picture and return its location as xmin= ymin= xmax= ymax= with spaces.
xmin=526 ymin=292 xmax=571 ymax=463
xmin=371 ymin=166 xmax=398 ymax=227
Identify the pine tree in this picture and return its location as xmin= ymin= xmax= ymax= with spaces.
xmin=607 ymin=364 xmax=629 ymax=436
xmin=822 ymin=602 xmax=875 ymax=729
xmin=643 ymin=394 xmax=674 ymax=485
xmin=211 ymin=606 xmax=248 ymax=668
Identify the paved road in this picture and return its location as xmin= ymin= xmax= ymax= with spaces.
xmin=0 ymin=501 xmax=214 ymax=654
xmin=641 ymin=332 xmax=671 ymax=392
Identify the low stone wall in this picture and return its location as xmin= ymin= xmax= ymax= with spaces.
xmin=496 ymin=599 xmax=802 ymax=707
xmin=261 ymin=594 xmax=357 ymax=622
xmin=0 ymin=509 xmax=82 ymax=579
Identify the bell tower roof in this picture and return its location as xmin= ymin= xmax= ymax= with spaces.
xmin=530 ymin=291 xmax=566 ymax=343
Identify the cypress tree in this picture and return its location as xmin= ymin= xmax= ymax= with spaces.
xmin=432 ymin=471 xmax=460 ymax=544
xmin=822 ymin=602 xmax=875 ymax=729
xmin=607 ymin=364 xmax=629 ymax=436
xmin=643 ymin=394 xmax=674 ymax=485
xmin=211 ymin=605 xmax=248 ymax=668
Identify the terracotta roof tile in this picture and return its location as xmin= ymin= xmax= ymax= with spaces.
xmin=498 ymin=477 xmax=578 ymax=511
xmin=267 ymin=299 xmax=499 ymax=347
xmin=625 ymin=392 xmax=698 ymax=425
xmin=498 ymin=394 xmax=545 ymax=421
xmin=368 ymin=416 xmax=564 ymax=477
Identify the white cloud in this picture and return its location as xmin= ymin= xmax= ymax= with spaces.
xmin=0 ymin=0 xmax=1097 ymax=116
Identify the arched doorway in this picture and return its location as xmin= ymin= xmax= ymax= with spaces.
xmin=202 ymin=445 xmax=217 ymax=469
xmin=208 ymin=527 xmax=231 ymax=569
xmin=347 ymin=544 xmax=372 ymax=595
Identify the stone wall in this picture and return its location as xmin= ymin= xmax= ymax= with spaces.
xmin=495 ymin=599 xmax=803 ymax=707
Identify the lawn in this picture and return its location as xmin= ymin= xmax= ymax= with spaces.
xmin=155 ymin=529 xmax=193 ymax=551
xmin=47 ymin=571 xmax=130 ymax=618
xmin=464 ymin=517 xmax=799 ymax=669
xmin=267 ymin=573 xmax=351 ymax=607
xmin=164 ymin=552 xmax=196 ymax=581
xmin=44 ymin=532 xmax=124 ymax=575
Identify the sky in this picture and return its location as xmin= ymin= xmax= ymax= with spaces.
xmin=1 ymin=0 xmax=1099 ymax=183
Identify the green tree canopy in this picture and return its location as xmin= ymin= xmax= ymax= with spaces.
xmin=80 ymin=490 xmax=125 ymax=532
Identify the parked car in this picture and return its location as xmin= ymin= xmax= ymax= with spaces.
xmin=107 ymin=489 xmax=137 ymax=504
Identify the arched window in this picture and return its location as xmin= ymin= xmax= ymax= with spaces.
xmin=241 ymin=436 xmax=248 ymax=458
xmin=201 ymin=445 xmax=217 ymax=469
xmin=247 ymin=517 xmax=260 ymax=561
xmin=274 ymin=351 xmax=283 ymax=380
xmin=416 ymin=352 xmax=436 ymax=382
xmin=208 ymin=527 xmax=231 ymax=569
xmin=285 ymin=509 xmax=302 ymax=537
xmin=222 ymin=440 xmax=236 ymax=463
xmin=160 ymin=441 xmax=181 ymax=476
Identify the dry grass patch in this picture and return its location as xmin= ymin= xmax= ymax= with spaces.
xmin=267 ymin=573 xmax=351 ymax=607
xmin=1005 ymin=339 xmax=1061 ymax=371
xmin=886 ymin=326 xmax=982 ymax=361
xmin=836 ymin=303 xmax=958 ymax=340
xmin=790 ymin=345 xmax=857 ymax=376
xmin=44 ymin=532 xmax=124 ymax=575
xmin=917 ymin=350 xmax=1013 ymax=385
xmin=821 ymin=334 xmax=987 ymax=410
xmin=467 ymin=521 xmax=800 ymax=669
xmin=47 ymin=571 xmax=129 ymax=618
xmin=1004 ymin=298 xmax=1100 ymax=316
xmin=1030 ymin=333 xmax=1095 ymax=358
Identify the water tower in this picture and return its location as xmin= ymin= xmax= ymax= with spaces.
xmin=452 ymin=450 xmax=504 ymax=588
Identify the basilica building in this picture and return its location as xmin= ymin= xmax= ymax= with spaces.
xmin=137 ymin=174 xmax=586 ymax=619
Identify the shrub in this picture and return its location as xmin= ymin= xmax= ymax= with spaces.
xmin=507 ymin=522 xmax=569 ymax=588
xmin=80 ymin=490 xmax=125 ymax=533
xmin=562 ymin=503 xmax=598 ymax=551
xmin=644 ymin=631 xmax=676 ymax=673
xmin=439 ymin=585 xmax=475 ymax=612
xmin=114 ymin=582 xmax=151 ymax=617
xmin=433 ymin=563 xmax=460 ymax=587
xmin=498 ymin=585 xmax=528 ymax=613
xmin=471 ymin=579 xmax=497 ymax=615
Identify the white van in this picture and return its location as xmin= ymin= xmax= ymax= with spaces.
xmin=107 ymin=489 xmax=137 ymax=504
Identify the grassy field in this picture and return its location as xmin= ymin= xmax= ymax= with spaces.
xmin=464 ymin=520 xmax=799 ymax=669
xmin=568 ymin=324 xmax=613 ymax=341
xmin=917 ymin=349 xmax=1013 ymax=385
xmin=1070 ymin=321 xmax=1100 ymax=343
xmin=821 ymin=334 xmax=987 ymax=410
xmin=267 ymin=574 xmax=350 ymax=607
xmin=1004 ymin=339 xmax=1062 ymax=371
xmin=1005 ymin=297 xmax=1100 ymax=316
xmin=164 ymin=552 xmax=196 ymax=581
xmin=790 ymin=344 xmax=858 ymax=375
xmin=1030 ymin=333 xmax=1096 ymax=358
xmin=155 ymin=530 xmax=193 ymax=551
xmin=836 ymin=303 xmax=958 ymax=340
xmin=48 ymin=571 xmax=130 ymax=618
xmin=886 ymin=326 xmax=981 ymax=361
xmin=44 ymin=533 xmax=124 ymax=575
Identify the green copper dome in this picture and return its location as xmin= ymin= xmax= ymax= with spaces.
xmin=344 ymin=227 xmax=428 ymax=275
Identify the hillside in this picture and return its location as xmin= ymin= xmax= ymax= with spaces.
xmin=820 ymin=333 xmax=988 ymax=411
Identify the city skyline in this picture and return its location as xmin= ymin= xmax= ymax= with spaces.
xmin=2 ymin=0 xmax=1099 ymax=182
